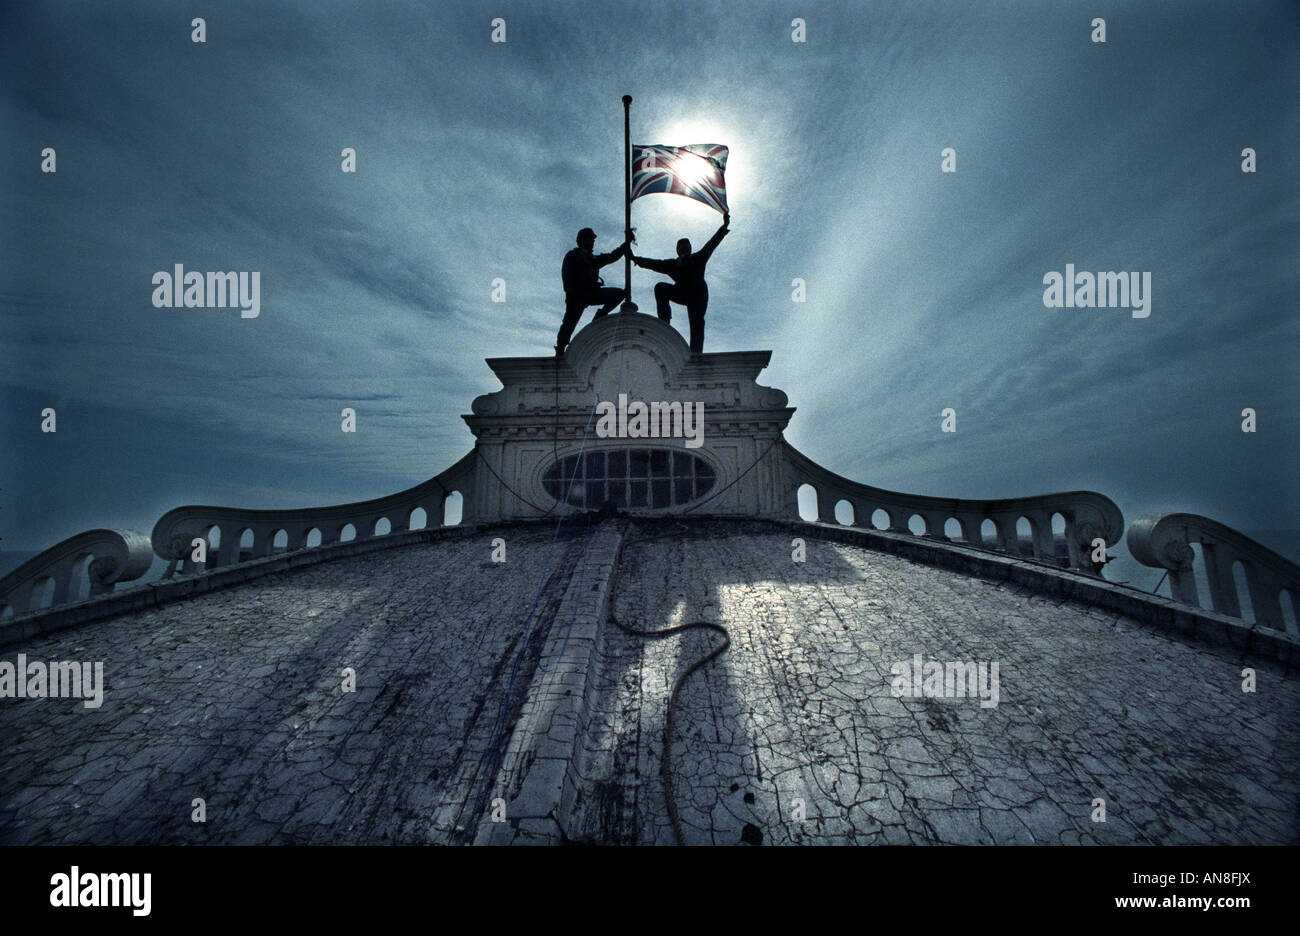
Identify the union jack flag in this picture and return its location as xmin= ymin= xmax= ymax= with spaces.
xmin=630 ymin=143 xmax=729 ymax=213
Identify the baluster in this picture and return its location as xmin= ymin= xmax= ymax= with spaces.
xmin=250 ymin=527 xmax=271 ymax=559
xmin=958 ymin=515 xmax=982 ymax=547
xmin=216 ymin=526 xmax=239 ymax=567
xmin=50 ymin=562 xmax=73 ymax=605
xmin=993 ymin=516 xmax=1018 ymax=553
xmin=1028 ymin=512 xmax=1053 ymax=559
xmin=1201 ymin=542 xmax=1240 ymax=617
xmin=1244 ymin=566 xmax=1284 ymax=632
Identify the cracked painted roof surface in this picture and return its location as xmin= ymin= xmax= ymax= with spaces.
xmin=1 ymin=520 xmax=1296 ymax=845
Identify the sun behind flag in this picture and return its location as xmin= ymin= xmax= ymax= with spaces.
xmin=631 ymin=143 xmax=729 ymax=214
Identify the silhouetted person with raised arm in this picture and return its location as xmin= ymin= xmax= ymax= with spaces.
xmin=556 ymin=227 xmax=635 ymax=355
xmin=633 ymin=212 xmax=729 ymax=353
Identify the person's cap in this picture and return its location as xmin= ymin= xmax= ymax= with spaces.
xmin=577 ymin=227 xmax=596 ymax=242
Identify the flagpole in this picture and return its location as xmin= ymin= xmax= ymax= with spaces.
xmin=622 ymin=94 xmax=632 ymax=309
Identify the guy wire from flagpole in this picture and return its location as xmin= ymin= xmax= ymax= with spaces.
xmin=622 ymin=94 xmax=632 ymax=310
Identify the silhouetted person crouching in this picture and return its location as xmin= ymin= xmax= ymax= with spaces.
xmin=633 ymin=213 xmax=729 ymax=353
xmin=557 ymin=227 xmax=634 ymax=355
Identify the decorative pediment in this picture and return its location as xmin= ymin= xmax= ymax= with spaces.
xmin=466 ymin=312 xmax=794 ymax=434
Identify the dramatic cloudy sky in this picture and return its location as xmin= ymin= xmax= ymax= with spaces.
xmin=2 ymin=0 xmax=1297 ymax=583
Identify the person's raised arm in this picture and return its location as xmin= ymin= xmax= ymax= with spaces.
xmin=696 ymin=213 xmax=730 ymax=264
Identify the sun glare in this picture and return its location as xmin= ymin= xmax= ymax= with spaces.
xmin=672 ymin=153 xmax=712 ymax=188
xmin=656 ymin=119 xmax=748 ymax=204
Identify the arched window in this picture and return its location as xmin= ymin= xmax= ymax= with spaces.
xmin=542 ymin=448 xmax=716 ymax=510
